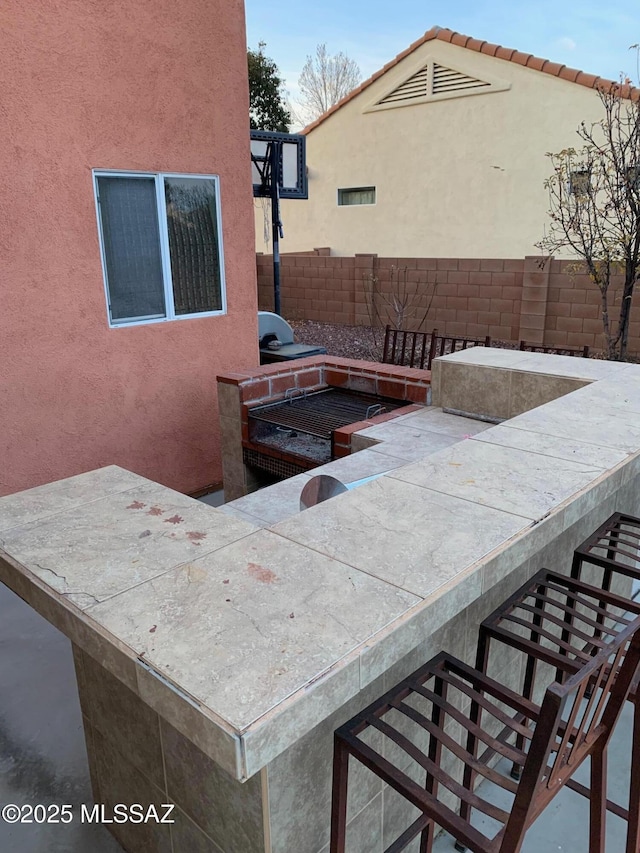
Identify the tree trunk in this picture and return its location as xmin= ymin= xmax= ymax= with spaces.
xmin=600 ymin=287 xmax=618 ymax=360
xmin=617 ymin=261 xmax=636 ymax=362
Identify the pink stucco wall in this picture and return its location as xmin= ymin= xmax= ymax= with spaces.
xmin=1 ymin=0 xmax=258 ymax=496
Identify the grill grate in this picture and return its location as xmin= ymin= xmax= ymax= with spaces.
xmin=248 ymin=388 xmax=407 ymax=439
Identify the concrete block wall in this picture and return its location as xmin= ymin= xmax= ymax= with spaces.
xmin=257 ymin=251 xmax=356 ymax=327
xmin=545 ymin=257 xmax=640 ymax=351
xmin=256 ymin=252 xmax=640 ymax=356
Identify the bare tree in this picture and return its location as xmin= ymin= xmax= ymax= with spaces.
xmin=362 ymin=262 xmax=439 ymax=356
xmin=298 ymin=44 xmax=361 ymax=121
xmin=538 ymin=74 xmax=640 ymax=361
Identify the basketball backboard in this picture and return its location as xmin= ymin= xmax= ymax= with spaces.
xmin=250 ymin=130 xmax=307 ymax=199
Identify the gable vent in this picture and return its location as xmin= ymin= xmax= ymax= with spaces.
xmin=379 ymin=65 xmax=429 ymax=104
xmin=432 ymin=64 xmax=490 ymax=94
xmin=369 ymin=58 xmax=507 ymax=113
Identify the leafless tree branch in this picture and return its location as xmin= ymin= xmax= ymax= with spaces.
xmin=537 ymin=71 xmax=640 ymax=360
xmin=297 ymin=44 xmax=361 ymax=122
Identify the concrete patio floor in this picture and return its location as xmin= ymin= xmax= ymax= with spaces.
xmin=0 ymin=579 xmax=633 ymax=853
xmin=0 ymin=581 xmax=122 ymax=852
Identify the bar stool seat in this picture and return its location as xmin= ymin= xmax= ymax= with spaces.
xmin=475 ymin=567 xmax=640 ymax=853
xmin=571 ymin=511 xmax=640 ymax=587
xmin=330 ymin=594 xmax=640 ymax=853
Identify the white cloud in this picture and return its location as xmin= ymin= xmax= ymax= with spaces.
xmin=557 ymin=36 xmax=577 ymax=51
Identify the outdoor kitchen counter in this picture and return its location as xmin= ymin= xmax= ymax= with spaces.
xmin=1 ymin=351 xmax=640 ymax=792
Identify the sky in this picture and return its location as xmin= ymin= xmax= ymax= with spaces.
xmin=245 ymin=0 xmax=640 ymax=117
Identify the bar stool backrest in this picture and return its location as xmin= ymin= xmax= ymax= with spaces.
xmin=381 ymin=326 xmax=491 ymax=370
xmin=428 ymin=329 xmax=492 ymax=369
xmin=503 ymin=613 xmax=640 ymax=849
xmin=519 ymin=340 xmax=590 ymax=357
xmin=381 ymin=326 xmax=431 ymax=369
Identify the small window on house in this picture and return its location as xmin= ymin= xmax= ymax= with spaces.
xmin=337 ymin=187 xmax=376 ymax=206
xmin=569 ymin=170 xmax=590 ymax=197
xmin=94 ymin=171 xmax=225 ymax=326
xmin=625 ymin=165 xmax=640 ymax=190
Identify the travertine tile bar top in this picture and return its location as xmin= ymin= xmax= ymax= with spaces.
xmin=1 ymin=352 xmax=640 ymax=781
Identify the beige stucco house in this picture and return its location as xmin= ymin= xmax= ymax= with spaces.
xmin=256 ymin=26 xmax=622 ymax=258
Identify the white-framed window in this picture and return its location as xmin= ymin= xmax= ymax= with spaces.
xmin=568 ymin=169 xmax=590 ymax=198
xmin=625 ymin=164 xmax=640 ymax=190
xmin=93 ymin=171 xmax=226 ymax=327
xmin=337 ymin=186 xmax=376 ymax=206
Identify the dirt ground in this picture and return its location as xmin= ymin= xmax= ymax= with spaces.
xmin=290 ymin=319 xmax=631 ymax=362
xmin=290 ymin=320 xmax=520 ymax=361
xmin=290 ymin=319 xmax=385 ymax=361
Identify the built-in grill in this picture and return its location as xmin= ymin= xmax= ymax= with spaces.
xmin=247 ymin=388 xmax=408 ymax=471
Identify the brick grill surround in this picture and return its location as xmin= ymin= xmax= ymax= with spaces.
xmin=217 ymin=356 xmax=430 ymax=499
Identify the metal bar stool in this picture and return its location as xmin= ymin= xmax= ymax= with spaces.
xmin=474 ymin=567 xmax=640 ymax=853
xmin=571 ymin=511 xmax=640 ymax=589
xmin=572 ymin=512 xmax=640 ymax=848
xmin=330 ymin=595 xmax=640 ymax=853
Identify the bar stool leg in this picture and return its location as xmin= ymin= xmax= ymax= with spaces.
xmin=511 ymin=649 xmax=540 ymax=781
xmin=510 ymin=584 xmax=546 ymax=780
xmin=626 ymin=701 xmax=640 ymax=853
xmin=419 ymin=822 xmax=435 ymax=853
xmin=455 ymin=632 xmax=492 ymax=852
xmin=330 ymin=736 xmax=350 ymax=853
xmin=420 ymin=675 xmax=446 ymax=853
xmin=458 ymin=630 xmax=490 ymax=822
xmin=560 ymin=553 xmax=584 ymax=671
xmin=566 ymin=552 xmax=614 ymax=688
xmin=590 ymin=746 xmax=607 ymax=853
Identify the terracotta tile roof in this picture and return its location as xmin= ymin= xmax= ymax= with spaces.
xmin=302 ymin=25 xmax=639 ymax=134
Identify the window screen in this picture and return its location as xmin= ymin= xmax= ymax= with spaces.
xmin=338 ymin=187 xmax=376 ymax=206
xmin=96 ymin=176 xmax=166 ymax=322
xmin=569 ymin=170 xmax=590 ymax=197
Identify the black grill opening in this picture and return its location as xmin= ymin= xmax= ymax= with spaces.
xmin=247 ymin=387 xmax=409 ymax=469
xmin=249 ymin=421 xmax=333 ymax=464
xmin=242 ymin=448 xmax=310 ymax=481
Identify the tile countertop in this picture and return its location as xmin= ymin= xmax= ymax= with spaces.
xmin=1 ymin=351 xmax=640 ymax=781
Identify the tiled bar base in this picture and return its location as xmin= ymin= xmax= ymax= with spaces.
xmin=75 ymin=475 xmax=638 ymax=853
xmin=430 ymin=345 xmax=639 ymax=420
xmin=74 ymin=645 xmax=264 ymax=853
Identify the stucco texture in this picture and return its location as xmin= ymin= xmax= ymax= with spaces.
xmin=259 ymin=39 xmax=607 ymax=258
xmin=1 ymin=0 xmax=258 ymax=495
